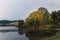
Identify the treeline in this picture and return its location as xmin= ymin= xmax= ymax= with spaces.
xmin=0 ymin=20 xmax=16 ymax=24
xmin=0 ymin=20 xmax=17 ymax=26
xmin=18 ymin=7 xmax=60 ymax=40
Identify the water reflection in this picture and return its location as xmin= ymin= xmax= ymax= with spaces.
xmin=0 ymin=26 xmax=57 ymax=40
xmin=18 ymin=26 xmax=57 ymax=40
xmin=18 ymin=28 xmax=24 ymax=35
xmin=18 ymin=28 xmax=42 ymax=40
xmin=0 ymin=26 xmax=28 ymax=40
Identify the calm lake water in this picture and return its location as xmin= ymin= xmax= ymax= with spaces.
xmin=0 ymin=26 xmax=29 ymax=40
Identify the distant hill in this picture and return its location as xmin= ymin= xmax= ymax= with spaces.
xmin=0 ymin=20 xmax=17 ymax=25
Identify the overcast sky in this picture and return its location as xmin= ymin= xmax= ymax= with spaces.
xmin=0 ymin=0 xmax=60 ymax=20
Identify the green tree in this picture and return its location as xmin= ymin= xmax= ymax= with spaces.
xmin=51 ymin=10 xmax=60 ymax=26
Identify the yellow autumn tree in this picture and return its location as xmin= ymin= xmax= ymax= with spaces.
xmin=25 ymin=7 xmax=50 ymax=29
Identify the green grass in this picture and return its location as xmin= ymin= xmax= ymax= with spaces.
xmin=44 ymin=32 xmax=60 ymax=40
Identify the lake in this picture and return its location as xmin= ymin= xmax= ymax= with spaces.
xmin=0 ymin=26 xmax=58 ymax=40
xmin=0 ymin=26 xmax=29 ymax=40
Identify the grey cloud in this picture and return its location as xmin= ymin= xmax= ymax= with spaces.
xmin=0 ymin=0 xmax=60 ymax=20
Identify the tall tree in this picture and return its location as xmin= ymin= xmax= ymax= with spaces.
xmin=25 ymin=7 xmax=50 ymax=26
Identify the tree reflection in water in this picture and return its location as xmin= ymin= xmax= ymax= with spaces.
xmin=18 ymin=26 xmax=57 ymax=40
xmin=18 ymin=28 xmax=24 ymax=35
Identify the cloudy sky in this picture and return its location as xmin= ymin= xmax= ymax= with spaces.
xmin=0 ymin=0 xmax=60 ymax=20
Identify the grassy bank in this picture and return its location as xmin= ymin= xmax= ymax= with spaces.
xmin=44 ymin=32 xmax=60 ymax=40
